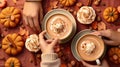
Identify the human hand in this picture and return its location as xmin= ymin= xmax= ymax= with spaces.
xmin=92 ymin=29 xmax=120 ymax=46
xmin=23 ymin=2 xmax=43 ymax=33
xmin=39 ymin=31 xmax=59 ymax=54
xmin=81 ymin=59 xmax=109 ymax=67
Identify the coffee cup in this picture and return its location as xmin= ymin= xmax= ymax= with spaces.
xmin=76 ymin=34 xmax=105 ymax=65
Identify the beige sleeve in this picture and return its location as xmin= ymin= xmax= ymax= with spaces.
xmin=40 ymin=53 xmax=61 ymax=67
xmin=26 ymin=0 xmax=42 ymax=2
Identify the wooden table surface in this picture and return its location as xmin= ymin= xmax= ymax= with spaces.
xmin=0 ymin=0 xmax=120 ymax=67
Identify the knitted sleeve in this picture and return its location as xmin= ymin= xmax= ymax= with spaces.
xmin=40 ymin=53 xmax=61 ymax=67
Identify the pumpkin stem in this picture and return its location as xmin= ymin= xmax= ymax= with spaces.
xmin=109 ymin=12 xmax=114 ymax=16
xmin=10 ymin=62 xmax=14 ymax=67
xmin=7 ymin=36 xmax=16 ymax=48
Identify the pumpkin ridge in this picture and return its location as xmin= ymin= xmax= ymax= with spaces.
xmin=9 ymin=7 xmax=15 ymax=13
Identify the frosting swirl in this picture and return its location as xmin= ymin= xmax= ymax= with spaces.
xmin=25 ymin=34 xmax=40 ymax=52
xmin=77 ymin=6 xmax=96 ymax=24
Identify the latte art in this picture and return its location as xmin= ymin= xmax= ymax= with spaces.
xmin=50 ymin=18 xmax=66 ymax=34
xmin=81 ymin=40 xmax=96 ymax=55
xmin=76 ymin=34 xmax=105 ymax=61
xmin=77 ymin=6 xmax=96 ymax=24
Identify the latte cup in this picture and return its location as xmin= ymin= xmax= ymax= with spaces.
xmin=76 ymin=34 xmax=106 ymax=65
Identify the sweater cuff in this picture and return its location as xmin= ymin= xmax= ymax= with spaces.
xmin=41 ymin=53 xmax=58 ymax=61
xmin=26 ymin=0 xmax=42 ymax=2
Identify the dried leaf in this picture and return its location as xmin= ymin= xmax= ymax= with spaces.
xmin=25 ymin=30 xmax=29 ymax=38
xmin=19 ymin=27 xmax=29 ymax=38
xmin=61 ymin=64 xmax=67 ymax=67
xmin=50 ymin=1 xmax=58 ymax=9
xmin=92 ymin=21 xmax=98 ymax=30
xmin=93 ymin=0 xmax=101 ymax=6
xmin=96 ymin=8 xmax=101 ymax=13
xmin=19 ymin=27 xmax=26 ymax=36
xmin=96 ymin=16 xmax=101 ymax=22
xmin=97 ymin=22 xmax=106 ymax=30
xmin=76 ymin=2 xmax=83 ymax=8
xmin=12 ymin=0 xmax=17 ymax=4
xmin=87 ymin=0 xmax=92 ymax=6
xmin=73 ymin=11 xmax=77 ymax=16
xmin=70 ymin=60 xmax=76 ymax=66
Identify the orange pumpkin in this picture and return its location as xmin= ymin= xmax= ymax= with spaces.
xmin=103 ymin=7 xmax=118 ymax=23
xmin=108 ymin=47 xmax=120 ymax=64
xmin=5 ymin=57 xmax=20 ymax=67
xmin=0 ymin=7 xmax=21 ymax=28
xmin=2 ymin=33 xmax=24 ymax=56
xmin=59 ymin=0 xmax=76 ymax=6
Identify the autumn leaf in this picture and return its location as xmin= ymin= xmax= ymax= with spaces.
xmin=91 ymin=21 xmax=98 ymax=30
xmin=76 ymin=2 xmax=83 ymax=8
xmin=12 ymin=0 xmax=17 ymax=4
xmin=60 ymin=64 xmax=67 ymax=67
xmin=50 ymin=0 xmax=58 ymax=9
xmin=97 ymin=21 xmax=106 ymax=30
xmin=19 ymin=27 xmax=29 ymax=38
xmin=19 ymin=27 xmax=26 ymax=36
xmin=25 ymin=30 xmax=29 ymax=38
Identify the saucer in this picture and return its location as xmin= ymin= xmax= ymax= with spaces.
xmin=42 ymin=9 xmax=76 ymax=43
xmin=71 ymin=29 xmax=94 ymax=61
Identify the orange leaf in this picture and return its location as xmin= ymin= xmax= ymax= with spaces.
xmin=60 ymin=64 xmax=67 ymax=67
xmin=50 ymin=1 xmax=58 ymax=9
xmin=12 ymin=0 xmax=17 ymax=4
xmin=92 ymin=21 xmax=98 ymax=30
xmin=25 ymin=30 xmax=29 ymax=38
xmin=19 ymin=27 xmax=26 ymax=36
xmin=97 ymin=22 xmax=106 ymax=31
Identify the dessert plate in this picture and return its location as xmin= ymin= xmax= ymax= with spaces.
xmin=42 ymin=9 xmax=76 ymax=43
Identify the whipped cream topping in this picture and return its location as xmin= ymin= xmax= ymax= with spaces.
xmin=77 ymin=6 xmax=96 ymax=24
xmin=50 ymin=18 xmax=65 ymax=34
xmin=81 ymin=40 xmax=96 ymax=55
xmin=25 ymin=34 xmax=40 ymax=52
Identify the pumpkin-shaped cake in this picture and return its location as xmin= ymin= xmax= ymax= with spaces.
xmin=103 ymin=7 xmax=118 ymax=23
xmin=5 ymin=57 xmax=20 ymax=67
xmin=59 ymin=0 xmax=76 ymax=6
xmin=2 ymin=33 xmax=24 ymax=56
xmin=108 ymin=47 xmax=120 ymax=64
xmin=0 ymin=7 xmax=21 ymax=28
